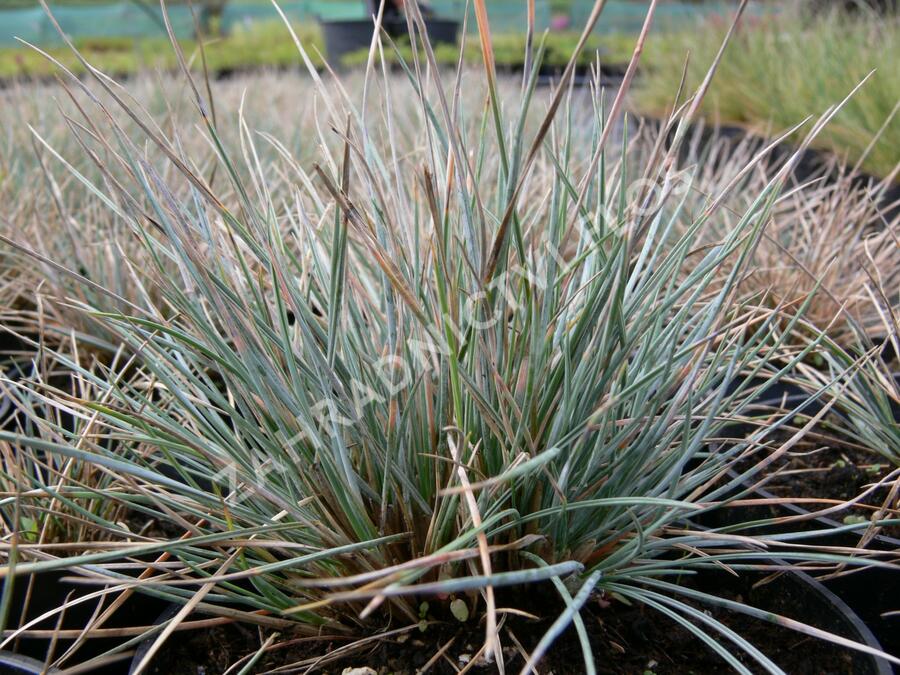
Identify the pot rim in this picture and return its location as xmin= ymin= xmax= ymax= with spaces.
xmin=0 ymin=650 xmax=61 ymax=674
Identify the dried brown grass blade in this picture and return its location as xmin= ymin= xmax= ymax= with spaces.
xmin=448 ymin=435 xmax=500 ymax=667
xmin=130 ymin=552 xmax=239 ymax=675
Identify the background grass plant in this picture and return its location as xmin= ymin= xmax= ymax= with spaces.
xmin=0 ymin=21 xmax=642 ymax=81
xmin=651 ymin=121 xmax=900 ymax=348
xmin=800 ymin=290 xmax=900 ymax=471
xmin=0 ymin=20 xmax=324 ymax=80
xmin=634 ymin=8 xmax=900 ymax=178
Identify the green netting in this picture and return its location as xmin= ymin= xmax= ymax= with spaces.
xmin=0 ymin=1 xmax=745 ymax=47
xmin=572 ymin=1 xmax=736 ymax=33
xmin=0 ymin=4 xmax=197 ymax=45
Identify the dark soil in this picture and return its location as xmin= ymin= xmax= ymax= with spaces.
xmin=705 ymin=423 xmax=900 ymax=659
xmin=139 ymin=571 xmax=881 ymax=675
xmin=747 ymin=438 xmax=899 ymax=540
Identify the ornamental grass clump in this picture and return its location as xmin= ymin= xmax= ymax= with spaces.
xmin=634 ymin=7 xmax=900 ymax=178
xmin=797 ymin=291 xmax=900 ymax=470
xmin=0 ymin=70 xmax=330 ymax=358
xmin=654 ymin=121 xmax=900 ymax=348
xmin=1 ymin=1 xmax=897 ymax=672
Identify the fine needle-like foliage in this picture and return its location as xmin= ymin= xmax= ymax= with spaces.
xmin=0 ymin=1 xmax=897 ymax=672
xmin=1 ymin=336 xmax=139 ymax=546
xmin=799 ymin=291 xmax=900 ymax=470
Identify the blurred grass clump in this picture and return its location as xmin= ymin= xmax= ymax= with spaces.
xmin=634 ymin=9 xmax=900 ymax=178
xmin=0 ymin=19 xmax=324 ymax=80
xmin=0 ymin=23 xmax=639 ymax=80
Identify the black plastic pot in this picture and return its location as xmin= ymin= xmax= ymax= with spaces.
xmin=769 ymin=566 xmax=891 ymax=675
xmin=750 ymin=481 xmax=900 ymax=657
xmin=0 ymin=651 xmax=58 ymax=674
xmin=649 ymin=119 xmax=900 ymax=223
xmin=127 ymin=604 xmax=180 ymax=674
xmin=0 ymin=571 xmax=169 ymax=675
xmin=685 ymin=504 xmax=894 ymax=673
xmin=697 ymin=561 xmax=893 ymax=675
xmin=319 ymin=17 xmax=458 ymax=67
xmin=0 ymin=362 xmax=30 ymax=432
xmin=0 ymin=332 xmax=27 ymax=431
xmin=713 ymin=462 xmax=900 ymax=658
xmin=702 ymin=381 xmax=900 ymax=656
